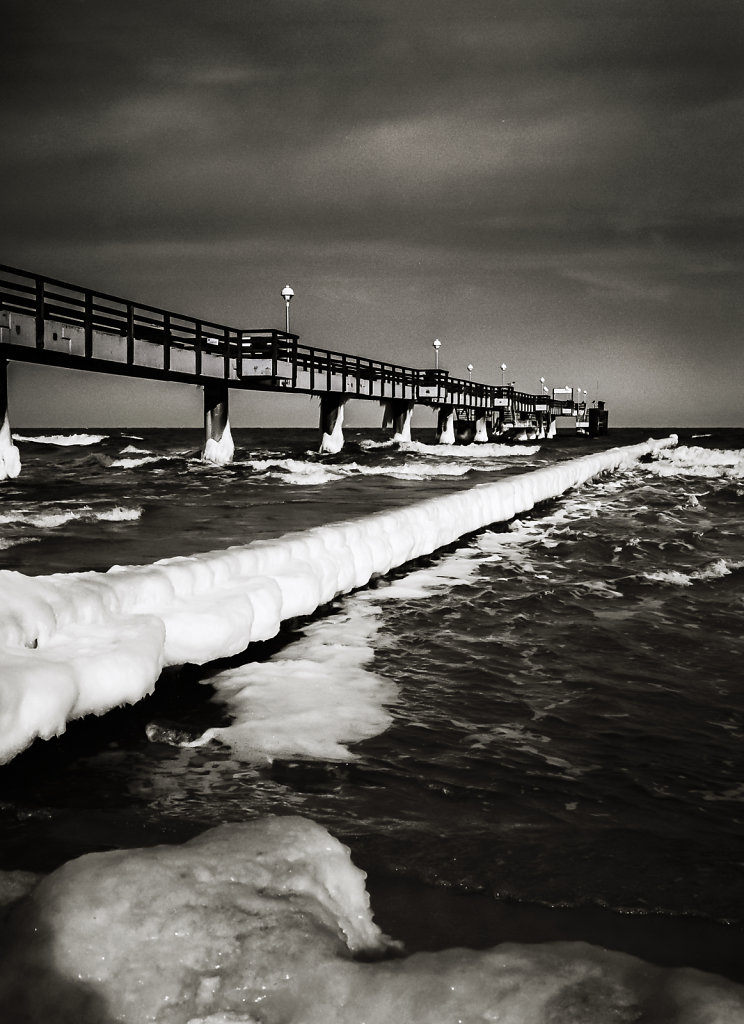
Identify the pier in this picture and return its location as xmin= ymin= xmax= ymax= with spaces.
xmin=0 ymin=264 xmax=608 ymax=475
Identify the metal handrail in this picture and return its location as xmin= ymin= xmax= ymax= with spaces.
xmin=0 ymin=263 xmax=578 ymax=411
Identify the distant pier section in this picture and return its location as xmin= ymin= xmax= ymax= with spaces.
xmin=0 ymin=264 xmax=608 ymax=475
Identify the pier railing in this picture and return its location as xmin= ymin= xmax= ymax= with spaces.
xmin=0 ymin=264 xmax=578 ymax=415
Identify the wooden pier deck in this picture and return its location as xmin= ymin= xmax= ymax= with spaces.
xmin=0 ymin=263 xmax=608 ymax=467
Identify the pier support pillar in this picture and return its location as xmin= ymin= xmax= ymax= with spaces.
xmin=0 ymin=360 xmax=21 ymax=482
xmin=319 ymin=394 xmax=346 ymax=454
xmin=436 ymin=405 xmax=456 ymax=445
xmin=381 ymin=399 xmax=414 ymax=442
xmin=202 ymin=381 xmax=234 ymax=465
xmin=473 ymin=408 xmax=489 ymax=443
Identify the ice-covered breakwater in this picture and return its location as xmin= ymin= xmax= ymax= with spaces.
xmin=0 ymin=435 xmax=677 ymax=763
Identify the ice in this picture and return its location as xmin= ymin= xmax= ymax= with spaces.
xmin=0 ymin=435 xmax=677 ymax=763
xmin=0 ymin=815 xmax=741 ymax=1024
xmin=202 ymin=422 xmax=235 ymax=466
xmin=0 ymin=410 xmax=21 ymax=481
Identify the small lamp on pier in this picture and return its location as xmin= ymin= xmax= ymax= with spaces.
xmin=500 ymin=362 xmax=507 ymax=387
xmin=540 ymin=375 xmax=545 ymax=394
xmin=433 ymin=338 xmax=442 ymax=371
xmin=281 ymin=285 xmax=294 ymax=333
xmin=467 ymin=362 xmax=473 ymax=382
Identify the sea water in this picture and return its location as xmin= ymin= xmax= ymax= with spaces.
xmin=0 ymin=425 xmax=743 ymax=1022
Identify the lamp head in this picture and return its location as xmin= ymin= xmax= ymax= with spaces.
xmin=281 ymin=285 xmax=294 ymax=303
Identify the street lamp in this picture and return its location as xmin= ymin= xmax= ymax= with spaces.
xmin=500 ymin=362 xmax=507 ymax=387
xmin=467 ymin=362 xmax=473 ymax=381
xmin=433 ymin=338 xmax=441 ymax=371
xmin=281 ymin=284 xmax=294 ymax=333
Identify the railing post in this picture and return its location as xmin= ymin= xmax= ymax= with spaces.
xmin=126 ymin=303 xmax=134 ymax=364
xmin=195 ymin=322 xmax=202 ymax=376
xmin=84 ymin=290 xmax=93 ymax=358
xmin=163 ymin=312 xmax=171 ymax=371
xmin=35 ymin=277 xmax=44 ymax=349
xmin=223 ymin=327 xmax=230 ymax=379
xmin=292 ymin=335 xmax=298 ymax=387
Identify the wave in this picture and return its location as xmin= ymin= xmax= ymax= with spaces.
xmin=0 ymin=435 xmax=676 ymax=763
xmin=118 ymin=445 xmax=152 ymax=455
xmin=0 ymin=537 xmax=39 ymax=551
xmin=12 ymin=433 xmax=106 ymax=446
xmin=647 ymin=444 xmax=744 ymax=480
xmin=359 ymin=437 xmax=541 ymax=459
xmin=239 ymin=456 xmax=512 ymax=485
xmin=0 ymin=506 xmax=141 ymax=529
xmin=108 ymin=455 xmax=170 ymax=469
xmin=1 ymin=815 xmax=740 ymax=1023
xmin=642 ymin=557 xmax=744 ymax=588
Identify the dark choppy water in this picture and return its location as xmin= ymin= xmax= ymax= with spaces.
xmin=1 ymin=425 xmax=743 ymax=989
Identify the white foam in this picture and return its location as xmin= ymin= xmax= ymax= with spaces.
xmin=12 ymin=433 xmax=106 ymax=446
xmin=119 ymin=444 xmax=152 ymax=455
xmin=192 ymin=600 xmax=396 ymax=762
xmin=1 ymin=815 xmax=741 ymax=1023
xmin=192 ymin=545 xmax=484 ymax=763
xmin=0 ymin=435 xmax=677 ymax=763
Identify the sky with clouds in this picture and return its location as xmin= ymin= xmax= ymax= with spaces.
xmin=1 ymin=0 xmax=741 ymax=427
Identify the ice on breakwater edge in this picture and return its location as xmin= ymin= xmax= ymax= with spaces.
xmin=2 ymin=815 xmax=743 ymax=1024
xmin=0 ymin=435 xmax=677 ymax=763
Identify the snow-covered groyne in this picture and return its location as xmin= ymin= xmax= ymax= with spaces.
xmin=0 ymin=435 xmax=677 ymax=762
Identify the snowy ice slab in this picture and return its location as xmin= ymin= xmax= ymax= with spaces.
xmin=0 ymin=435 xmax=677 ymax=762
xmin=0 ymin=814 xmax=741 ymax=1023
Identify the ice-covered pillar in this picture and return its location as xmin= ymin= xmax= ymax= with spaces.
xmin=202 ymin=381 xmax=234 ymax=465
xmin=547 ymin=417 xmax=557 ymax=438
xmin=381 ymin=399 xmax=414 ymax=442
xmin=473 ymin=408 xmax=489 ymax=443
xmin=0 ymin=360 xmax=21 ymax=482
xmin=319 ymin=394 xmax=346 ymax=454
xmin=436 ymin=404 xmax=456 ymax=445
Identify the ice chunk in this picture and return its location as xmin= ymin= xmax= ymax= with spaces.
xmin=0 ymin=815 xmax=741 ymax=1024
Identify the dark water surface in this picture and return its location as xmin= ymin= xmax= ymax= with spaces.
xmin=1 ymin=425 xmax=743 ymax=984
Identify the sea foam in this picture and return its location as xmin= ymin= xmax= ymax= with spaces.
xmin=12 ymin=433 xmax=106 ymax=446
xmin=0 ymin=436 xmax=677 ymax=763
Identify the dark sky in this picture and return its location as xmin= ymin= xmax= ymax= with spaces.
xmin=2 ymin=0 xmax=742 ymax=427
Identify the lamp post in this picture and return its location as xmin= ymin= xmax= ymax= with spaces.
xmin=467 ymin=363 xmax=473 ymax=381
xmin=500 ymin=362 xmax=507 ymax=387
xmin=433 ymin=338 xmax=441 ymax=371
xmin=281 ymin=284 xmax=294 ymax=333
